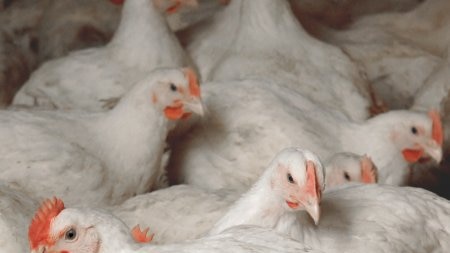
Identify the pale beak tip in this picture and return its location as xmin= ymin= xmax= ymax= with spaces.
xmin=305 ymin=202 xmax=321 ymax=226
xmin=184 ymin=99 xmax=205 ymax=117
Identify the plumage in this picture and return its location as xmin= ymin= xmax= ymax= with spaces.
xmin=13 ymin=0 xmax=192 ymax=111
xmin=0 ymin=182 xmax=38 ymax=253
xmin=315 ymin=0 xmax=450 ymax=109
xmin=184 ymin=0 xmax=370 ymax=121
xmin=208 ymin=148 xmax=450 ymax=253
xmin=0 ymin=67 xmax=204 ymax=207
xmin=170 ymin=79 xmax=442 ymax=188
xmin=113 ymin=151 xmax=372 ymax=244
xmin=28 ymin=198 xmax=321 ymax=253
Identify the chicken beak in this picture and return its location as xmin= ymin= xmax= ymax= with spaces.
xmin=419 ymin=137 xmax=443 ymax=163
xmin=302 ymin=196 xmax=321 ymax=225
xmin=184 ymin=97 xmax=204 ymax=117
xmin=31 ymin=246 xmax=46 ymax=253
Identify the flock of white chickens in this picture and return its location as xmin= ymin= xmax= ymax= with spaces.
xmin=1 ymin=0 xmax=450 ymax=252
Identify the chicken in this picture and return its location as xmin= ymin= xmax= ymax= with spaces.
xmin=37 ymin=0 xmax=122 ymax=63
xmin=313 ymin=0 xmax=450 ymax=109
xmin=113 ymin=151 xmax=373 ymax=244
xmin=169 ymin=79 xmax=442 ymax=189
xmin=409 ymin=55 xmax=450 ymax=196
xmin=208 ymin=148 xmax=450 ymax=253
xmin=209 ymin=147 xmax=323 ymax=235
xmin=0 ymin=182 xmax=38 ymax=253
xmin=183 ymin=0 xmax=370 ymax=121
xmin=0 ymin=67 xmax=203 ymax=207
xmin=412 ymin=55 xmax=450 ymax=150
xmin=13 ymin=0 xmax=195 ymax=111
xmin=324 ymin=152 xmax=377 ymax=188
xmin=28 ymin=198 xmax=321 ymax=253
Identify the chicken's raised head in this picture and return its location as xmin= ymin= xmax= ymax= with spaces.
xmin=116 ymin=67 xmax=204 ymax=121
xmin=28 ymin=198 xmax=146 ymax=253
xmin=266 ymin=148 xmax=325 ymax=225
xmin=384 ymin=110 xmax=443 ymax=164
xmin=325 ymin=152 xmax=378 ymax=188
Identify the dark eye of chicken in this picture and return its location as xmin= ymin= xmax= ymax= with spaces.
xmin=170 ymin=83 xmax=177 ymax=92
xmin=65 ymin=228 xmax=77 ymax=240
xmin=287 ymin=173 xmax=294 ymax=183
xmin=411 ymin=127 xmax=418 ymax=135
xmin=344 ymin=172 xmax=351 ymax=181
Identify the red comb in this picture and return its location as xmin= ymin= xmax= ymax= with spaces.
xmin=28 ymin=197 xmax=65 ymax=250
xmin=360 ymin=155 xmax=377 ymax=184
xmin=429 ymin=110 xmax=443 ymax=146
xmin=305 ymin=161 xmax=321 ymax=200
xmin=131 ymin=225 xmax=154 ymax=243
xmin=183 ymin=68 xmax=200 ymax=97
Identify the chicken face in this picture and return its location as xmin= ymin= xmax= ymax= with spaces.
xmin=270 ymin=149 xmax=325 ymax=225
xmin=28 ymin=198 xmax=100 ymax=253
xmin=151 ymin=68 xmax=204 ymax=120
xmin=325 ymin=153 xmax=378 ymax=188
xmin=392 ymin=110 xmax=443 ymax=164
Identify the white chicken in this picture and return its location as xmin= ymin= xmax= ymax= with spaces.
xmin=412 ymin=56 xmax=450 ymax=152
xmin=170 ymin=79 xmax=442 ymax=188
xmin=13 ymin=0 xmax=195 ymax=111
xmin=209 ymin=148 xmax=450 ymax=253
xmin=324 ymin=152 xmax=377 ymax=188
xmin=0 ymin=67 xmax=203 ymax=207
xmin=184 ymin=0 xmax=370 ymax=121
xmin=314 ymin=0 xmax=450 ymax=109
xmin=0 ymin=182 xmax=38 ymax=253
xmin=113 ymin=151 xmax=375 ymax=244
xmin=27 ymin=198 xmax=321 ymax=253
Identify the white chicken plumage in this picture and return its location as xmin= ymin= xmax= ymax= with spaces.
xmin=0 ymin=182 xmax=38 ymax=253
xmin=0 ymin=67 xmax=203 ymax=207
xmin=184 ymin=0 xmax=370 ymax=121
xmin=113 ymin=151 xmax=376 ymax=244
xmin=208 ymin=148 xmax=450 ymax=253
xmin=170 ymin=79 xmax=442 ymax=188
xmin=13 ymin=0 xmax=193 ymax=111
xmin=27 ymin=198 xmax=321 ymax=253
xmin=316 ymin=0 xmax=450 ymax=109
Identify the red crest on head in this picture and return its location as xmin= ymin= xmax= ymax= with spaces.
xmin=429 ymin=110 xmax=443 ymax=146
xmin=305 ymin=161 xmax=321 ymax=200
xmin=183 ymin=68 xmax=200 ymax=98
xmin=28 ymin=197 xmax=65 ymax=250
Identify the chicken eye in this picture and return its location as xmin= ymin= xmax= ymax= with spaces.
xmin=344 ymin=172 xmax=351 ymax=181
xmin=170 ymin=83 xmax=177 ymax=92
xmin=411 ymin=126 xmax=418 ymax=135
xmin=65 ymin=228 xmax=77 ymax=241
xmin=287 ymin=173 xmax=294 ymax=184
